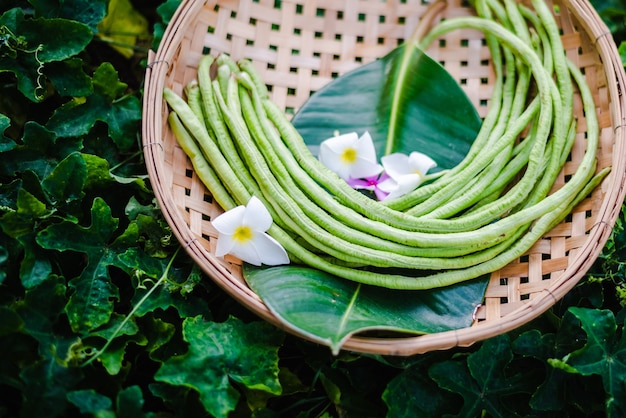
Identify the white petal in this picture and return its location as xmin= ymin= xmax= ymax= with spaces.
xmin=386 ymin=173 xmax=422 ymax=200
xmin=356 ymin=131 xmax=378 ymax=162
xmin=243 ymin=196 xmax=273 ymax=232
xmin=319 ymin=147 xmax=350 ymax=179
xmin=228 ymin=237 xmax=264 ymax=266
xmin=252 ymin=233 xmax=290 ymax=265
xmin=215 ymin=233 xmax=236 ymax=257
xmin=408 ymin=151 xmax=437 ymax=175
xmin=350 ymin=159 xmax=383 ymax=179
xmin=318 ymin=132 xmax=384 ymax=180
xmin=211 ymin=205 xmax=246 ymax=234
xmin=377 ymin=177 xmax=398 ymax=194
xmin=381 ymin=153 xmax=412 ymax=179
xmin=321 ymin=132 xmax=359 ymax=153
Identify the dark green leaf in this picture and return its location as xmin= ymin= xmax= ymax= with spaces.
xmin=0 ymin=113 xmax=14 ymax=152
xmin=0 ymin=189 xmax=47 ymax=240
xmin=124 ymin=197 xmax=175 ymax=258
xmin=92 ymin=60 xmax=131 ymax=100
xmin=512 ymin=310 xmax=601 ymax=413
xmin=36 ymin=197 xmax=123 ymax=333
xmin=45 ymin=57 xmax=93 ymax=97
xmin=551 ymin=307 xmax=626 ymax=417
xmin=0 ymin=306 xmax=24 ymax=336
xmin=0 ymin=246 xmax=7 ymax=284
xmin=82 ymin=152 xmax=114 ymax=188
xmin=0 ymin=8 xmax=92 ymax=100
xmin=80 ymin=153 xmax=149 ymax=193
xmin=77 ymin=314 xmax=147 ymax=374
xmin=0 ymin=54 xmax=45 ymax=102
xmin=66 ymin=389 xmax=113 ymax=415
xmin=244 ymin=264 xmax=488 ymax=354
xmin=29 ymin=0 xmax=107 ymax=32
xmin=512 ymin=330 xmax=567 ymax=411
xmin=152 ymin=0 xmax=182 ymax=50
xmin=42 ymin=151 xmax=86 ymax=204
xmin=19 ymin=356 xmax=83 ymax=417
xmin=0 ymin=229 xmax=17 ymax=285
xmin=149 ymin=383 xmax=201 ymax=417
xmin=429 ymin=335 xmax=536 ymax=417
xmin=0 ymin=121 xmax=81 ymax=179
xmin=141 ymin=315 xmax=176 ymax=361
xmin=89 ymin=312 xmax=140 ymax=341
xmin=155 ymin=315 xmax=284 ymax=418
xmin=95 ymin=333 xmax=147 ymax=376
xmin=317 ymin=365 xmax=387 ymax=416
xmin=14 ymin=275 xmax=81 ymax=361
xmin=117 ymin=385 xmax=145 ymax=418
xmin=0 ymin=178 xmax=21 ymax=210
xmin=291 ymin=44 xmax=481 ymax=167
xmin=17 ymin=16 xmax=92 ymax=63
xmin=16 ymin=231 xmax=52 ymax=288
xmin=134 ymin=213 xmax=173 ymax=258
xmin=383 ymin=364 xmax=459 ymax=417
xmin=0 ymin=52 xmax=43 ymax=102
xmin=46 ymin=63 xmax=141 ymax=150
xmin=117 ymin=248 xmax=210 ymax=318
xmin=0 ymin=188 xmax=52 ymax=288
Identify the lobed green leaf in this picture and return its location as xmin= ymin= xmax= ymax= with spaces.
xmin=553 ymin=307 xmax=626 ymax=417
xmin=46 ymin=63 xmax=141 ymax=150
xmin=429 ymin=335 xmax=538 ymax=417
xmin=66 ymin=389 xmax=113 ymax=416
xmin=0 ymin=114 xmax=14 ymax=152
xmin=36 ymin=197 xmax=125 ymax=333
xmin=155 ymin=315 xmax=284 ymax=418
xmin=42 ymin=151 xmax=86 ymax=204
xmin=29 ymin=0 xmax=108 ymax=32
xmin=0 ymin=8 xmax=93 ymax=100
xmin=0 ymin=121 xmax=81 ymax=179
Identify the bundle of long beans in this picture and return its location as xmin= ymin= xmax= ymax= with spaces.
xmin=164 ymin=0 xmax=609 ymax=290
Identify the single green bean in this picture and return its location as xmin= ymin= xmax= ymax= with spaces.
xmin=168 ymin=111 xmax=237 ymax=210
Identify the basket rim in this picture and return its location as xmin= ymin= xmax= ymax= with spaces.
xmin=142 ymin=0 xmax=626 ymax=355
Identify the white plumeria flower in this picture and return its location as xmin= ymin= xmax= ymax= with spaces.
xmin=318 ymin=131 xmax=383 ymax=180
xmin=212 ymin=196 xmax=289 ymax=266
xmin=378 ymin=151 xmax=437 ymax=200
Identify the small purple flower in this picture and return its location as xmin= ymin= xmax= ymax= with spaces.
xmin=347 ymin=172 xmax=391 ymax=201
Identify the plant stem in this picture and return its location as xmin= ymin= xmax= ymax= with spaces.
xmin=81 ymin=247 xmax=182 ymax=367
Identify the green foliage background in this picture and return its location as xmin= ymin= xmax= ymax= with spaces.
xmin=1 ymin=0 xmax=625 ymax=417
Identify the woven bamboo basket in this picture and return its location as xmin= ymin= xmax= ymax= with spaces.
xmin=143 ymin=0 xmax=626 ymax=355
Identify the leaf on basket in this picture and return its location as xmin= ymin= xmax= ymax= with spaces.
xmin=291 ymin=43 xmax=482 ymax=169
xmin=244 ymin=265 xmax=488 ymax=354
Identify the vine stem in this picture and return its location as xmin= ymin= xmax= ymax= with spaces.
xmin=80 ymin=246 xmax=182 ymax=368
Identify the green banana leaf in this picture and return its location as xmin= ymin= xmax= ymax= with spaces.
xmin=290 ymin=43 xmax=482 ymax=166
xmin=244 ymin=265 xmax=487 ymax=355
xmin=243 ymin=44 xmax=488 ymax=353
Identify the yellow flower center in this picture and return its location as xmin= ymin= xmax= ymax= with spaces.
xmin=341 ymin=147 xmax=357 ymax=164
xmin=233 ymin=226 xmax=254 ymax=243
